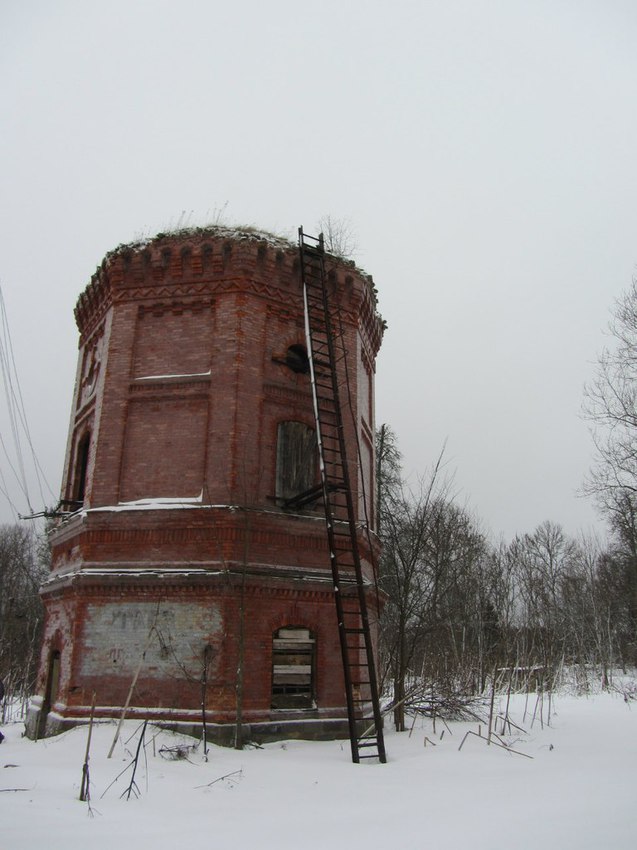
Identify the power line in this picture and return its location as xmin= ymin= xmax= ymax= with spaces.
xmin=0 ymin=283 xmax=56 ymax=518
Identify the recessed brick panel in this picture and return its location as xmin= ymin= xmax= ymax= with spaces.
xmin=119 ymin=396 xmax=208 ymax=500
xmin=132 ymin=305 xmax=213 ymax=378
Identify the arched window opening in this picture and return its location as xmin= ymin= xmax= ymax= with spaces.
xmin=38 ymin=649 xmax=61 ymax=738
xmin=271 ymin=627 xmax=315 ymax=710
xmin=275 ymin=421 xmax=317 ymax=506
xmin=72 ymin=432 xmax=91 ymax=506
xmin=285 ymin=344 xmax=310 ymax=375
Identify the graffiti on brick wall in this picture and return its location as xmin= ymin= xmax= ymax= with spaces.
xmin=80 ymin=601 xmax=222 ymax=679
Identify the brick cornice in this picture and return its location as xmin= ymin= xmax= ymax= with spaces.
xmin=50 ymin=505 xmax=379 ymax=550
xmin=40 ymin=564 xmax=342 ymax=599
xmin=73 ymin=229 xmax=384 ymax=348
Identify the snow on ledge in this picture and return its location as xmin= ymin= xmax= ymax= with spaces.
xmin=120 ymin=493 xmax=203 ymax=505
xmin=135 ymin=369 xmax=211 ymax=381
xmin=79 ymin=500 xmax=330 ymax=521
xmin=90 ymin=494 xmax=210 ymax=513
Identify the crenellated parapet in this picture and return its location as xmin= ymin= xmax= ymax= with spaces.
xmin=74 ymin=227 xmax=385 ymax=355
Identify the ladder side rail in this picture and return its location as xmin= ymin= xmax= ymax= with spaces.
xmin=299 ymin=227 xmax=385 ymax=763
xmin=305 ymin=241 xmax=384 ymax=710
xmin=326 ymin=298 xmax=387 ymax=763
xmin=300 ymin=235 xmax=360 ymax=761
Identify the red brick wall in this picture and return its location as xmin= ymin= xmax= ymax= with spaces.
xmin=35 ymin=229 xmax=384 ymax=736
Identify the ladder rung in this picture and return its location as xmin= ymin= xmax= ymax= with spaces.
xmin=325 ymin=478 xmax=346 ymax=489
xmin=323 ymin=448 xmax=343 ymax=468
xmin=320 ymin=434 xmax=341 ymax=443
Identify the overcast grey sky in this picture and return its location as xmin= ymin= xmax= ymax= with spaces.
xmin=1 ymin=0 xmax=636 ymax=540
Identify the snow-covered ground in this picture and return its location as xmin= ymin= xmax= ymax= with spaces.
xmin=2 ymin=692 xmax=635 ymax=850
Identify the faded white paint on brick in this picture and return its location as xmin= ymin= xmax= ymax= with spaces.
xmin=80 ymin=601 xmax=222 ymax=678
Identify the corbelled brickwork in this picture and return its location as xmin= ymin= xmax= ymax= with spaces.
xmin=27 ymin=227 xmax=384 ymax=744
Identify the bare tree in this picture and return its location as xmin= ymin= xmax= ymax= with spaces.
xmin=376 ymin=439 xmax=456 ymax=730
xmin=584 ymin=280 xmax=637 ymax=511
xmin=560 ymin=534 xmax=619 ymax=686
xmin=376 ymin=423 xmax=401 ymax=533
xmin=506 ymin=522 xmax=579 ymax=687
xmin=316 ymin=215 xmax=357 ymax=259
xmin=0 ymin=523 xmax=48 ymax=714
xmin=583 ymin=279 xmax=637 ymax=649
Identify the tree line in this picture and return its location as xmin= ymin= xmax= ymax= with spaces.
xmin=376 ymin=425 xmax=636 ymax=730
xmin=377 ymin=278 xmax=637 ymax=729
xmin=0 ymin=523 xmax=48 ymax=719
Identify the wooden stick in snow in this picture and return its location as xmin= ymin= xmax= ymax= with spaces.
xmin=79 ymin=691 xmax=96 ymax=801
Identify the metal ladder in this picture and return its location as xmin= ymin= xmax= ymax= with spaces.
xmin=293 ymin=226 xmax=386 ymax=764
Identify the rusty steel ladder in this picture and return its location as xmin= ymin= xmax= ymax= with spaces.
xmin=296 ymin=226 xmax=386 ymax=764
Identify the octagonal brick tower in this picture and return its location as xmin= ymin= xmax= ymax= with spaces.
xmin=27 ymin=227 xmax=384 ymax=744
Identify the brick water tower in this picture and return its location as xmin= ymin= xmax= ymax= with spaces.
xmin=27 ymin=226 xmax=384 ymax=751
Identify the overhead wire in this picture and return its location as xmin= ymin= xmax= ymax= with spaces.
xmin=0 ymin=283 xmax=56 ymax=519
xmin=0 ymin=464 xmax=20 ymax=522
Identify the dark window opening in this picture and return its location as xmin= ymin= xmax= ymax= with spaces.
xmin=73 ymin=432 xmax=91 ymax=505
xmin=271 ymin=627 xmax=315 ymax=710
xmin=285 ymin=344 xmax=310 ymax=375
xmin=275 ymin=421 xmax=317 ymax=504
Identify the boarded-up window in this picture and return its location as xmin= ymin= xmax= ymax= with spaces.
xmin=275 ymin=421 xmax=317 ymax=502
xmin=271 ymin=627 xmax=315 ymax=710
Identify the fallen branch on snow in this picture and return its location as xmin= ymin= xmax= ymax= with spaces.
xmin=195 ymin=769 xmax=243 ymax=789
